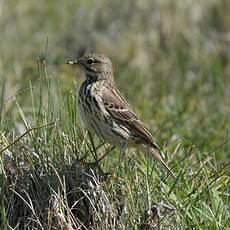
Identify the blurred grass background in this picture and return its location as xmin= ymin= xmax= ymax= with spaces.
xmin=0 ymin=0 xmax=230 ymax=229
xmin=1 ymin=0 xmax=229 ymax=161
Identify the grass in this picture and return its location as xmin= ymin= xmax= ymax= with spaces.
xmin=0 ymin=57 xmax=229 ymax=229
xmin=0 ymin=0 xmax=230 ymax=229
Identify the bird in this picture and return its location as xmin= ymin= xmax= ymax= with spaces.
xmin=66 ymin=53 xmax=176 ymax=179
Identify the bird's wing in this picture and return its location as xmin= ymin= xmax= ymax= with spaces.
xmin=102 ymin=87 xmax=159 ymax=149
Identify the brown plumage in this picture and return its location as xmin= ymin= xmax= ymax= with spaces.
xmin=66 ymin=53 xmax=176 ymax=179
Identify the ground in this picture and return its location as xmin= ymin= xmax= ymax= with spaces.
xmin=0 ymin=0 xmax=230 ymax=229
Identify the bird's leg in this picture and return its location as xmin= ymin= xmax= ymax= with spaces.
xmin=87 ymin=131 xmax=108 ymax=176
xmin=88 ymin=131 xmax=115 ymax=164
xmin=96 ymin=145 xmax=116 ymax=163
xmin=117 ymin=141 xmax=128 ymax=173
xmin=88 ymin=131 xmax=99 ymax=163
xmin=119 ymin=141 xmax=128 ymax=163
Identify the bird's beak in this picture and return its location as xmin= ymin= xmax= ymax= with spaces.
xmin=65 ymin=59 xmax=79 ymax=65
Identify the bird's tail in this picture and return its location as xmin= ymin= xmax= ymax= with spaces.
xmin=138 ymin=144 xmax=176 ymax=179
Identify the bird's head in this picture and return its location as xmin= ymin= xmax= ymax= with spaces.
xmin=66 ymin=53 xmax=113 ymax=81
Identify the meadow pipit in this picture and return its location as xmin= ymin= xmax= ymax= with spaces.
xmin=66 ymin=53 xmax=176 ymax=179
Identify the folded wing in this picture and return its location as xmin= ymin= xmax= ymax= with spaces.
xmin=102 ymin=87 xmax=159 ymax=150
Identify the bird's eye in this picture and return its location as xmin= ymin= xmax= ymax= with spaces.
xmin=87 ymin=59 xmax=93 ymax=65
